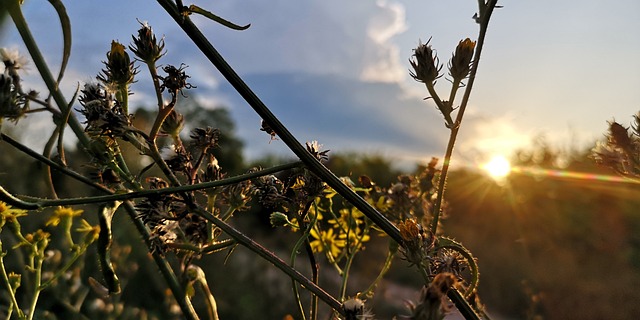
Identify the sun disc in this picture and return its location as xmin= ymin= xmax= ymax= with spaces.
xmin=483 ymin=155 xmax=511 ymax=179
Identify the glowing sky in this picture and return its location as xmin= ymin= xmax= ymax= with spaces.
xmin=2 ymin=0 xmax=639 ymax=168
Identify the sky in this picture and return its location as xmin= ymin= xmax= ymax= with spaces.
xmin=2 ymin=0 xmax=640 ymax=170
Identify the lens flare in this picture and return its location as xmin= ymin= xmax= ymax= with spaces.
xmin=483 ymin=155 xmax=511 ymax=179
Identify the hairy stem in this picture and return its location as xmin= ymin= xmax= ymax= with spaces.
xmin=430 ymin=0 xmax=498 ymax=236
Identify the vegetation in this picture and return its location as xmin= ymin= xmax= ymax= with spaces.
xmin=0 ymin=1 xmax=638 ymax=320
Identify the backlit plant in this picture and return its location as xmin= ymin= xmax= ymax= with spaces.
xmin=0 ymin=1 xmax=499 ymax=319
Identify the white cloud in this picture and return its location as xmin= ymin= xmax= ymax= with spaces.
xmin=360 ymin=0 xmax=408 ymax=83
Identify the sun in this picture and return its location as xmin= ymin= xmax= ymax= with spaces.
xmin=482 ymin=155 xmax=511 ymax=179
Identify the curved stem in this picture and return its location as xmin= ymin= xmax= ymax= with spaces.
xmin=6 ymin=0 xmax=90 ymax=148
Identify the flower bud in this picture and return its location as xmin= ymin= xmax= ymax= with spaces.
xmin=269 ymin=212 xmax=290 ymax=227
xmin=130 ymin=22 xmax=165 ymax=63
xmin=98 ymin=41 xmax=138 ymax=87
xmin=410 ymin=40 xmax=442 ymax=84
xmin=449 ymin=38 xmax=476 ymax=81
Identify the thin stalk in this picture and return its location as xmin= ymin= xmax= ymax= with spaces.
xmin=39 ymin=245 xmax=88 ymax=290
xmin=27 ymin=255 xmax=44 ymax=320
xmin=0 ymin=246 xmax=25 ymax=319
xmin=430 ymin=0 xmax=498 ymax=236
xmin=290 ymin=201 xmax=317 ymax=320
xmin=0 ymin=159 xmax=303 ymax=210
xmin=121 ymin=201 xmax=199 ymax=320
xmin=6 ymin=1 xmax=90 ymax=148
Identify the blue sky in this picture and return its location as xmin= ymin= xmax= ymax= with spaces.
xmin=2 ymin=0 xmax=640 ymax=169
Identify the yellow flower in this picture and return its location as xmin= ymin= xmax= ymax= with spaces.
xmin=46 ymin=207 xmax=83 ymax=227
xmin=76 ymin=219 xmax=100 ymax=245
xmin=310 ymin=228 xmax=345 ymax=258
xmin=340 ymin=228 xmax=371 ymax=251
xmin=328 ymin=208 xmax=364 ymax=230
xmin=0 ymin=201 xmax=27 ymax=226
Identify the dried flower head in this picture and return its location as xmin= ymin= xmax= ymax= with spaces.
xmin=410 ymin=39 xmax=442 ymax=84
xmin=0 ymin=48 xmax=29 ymax=73
xmin=0 ymin=74 xmax=27 ymax=122
xmin=97 ymin=41 xmax=138 ymax=87
xmin=163 ymin=144 xmax=192 ymax=174
xmin=130 ymin=21 xmax=166 ymax=63
xmin=405 ymin=273 xmax=457 ymax=320
xmin=202 ymin=156 xmax=225 ymax=183
xmin=306 ymin=140 xmax=330 ymax=162
xmin=260 ymin=119 xmax=277 ymax=141
xmin=190 ymin=127 xmax=220 ymax=152
xmin=78 ymin=83 xmax=132 ymax=139
xmin=253 ymin=174 xmax=285 ymax=209
xmin=342 ymin=298 xmax=374 ymax=320
xmin=158 ymin=64 xmax=194 ymax=96
xmin=449 ymin=38 xmax=476 ymax=81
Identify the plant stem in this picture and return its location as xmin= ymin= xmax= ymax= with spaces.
xmin=6 ymin=0 xmax=90 ymax=148
xmin=430 ymin=0 xmax=498 ymax=236
xmin=191 ymin=205 xmax=343 ymax=314
xmin=0 ymin=159 xmax=303 ymax=210
xmin=0 ymin=243 xmax=25 ymax=319
xmin=27 ymin=253 xmax=44 ymax=320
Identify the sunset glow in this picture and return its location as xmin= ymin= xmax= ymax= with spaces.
xmin=483 ymin=155 xmax=512 ymax=179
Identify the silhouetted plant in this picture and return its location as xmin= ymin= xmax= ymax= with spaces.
xmin=0 ymin=1 xmax=501 ymax=319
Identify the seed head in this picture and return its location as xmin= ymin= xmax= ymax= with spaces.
xmin=0 ymin=74 xmax=26 ymax=122
xmin=190 ymin=127 xmax=220 ymax=152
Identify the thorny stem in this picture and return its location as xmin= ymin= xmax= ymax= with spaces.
xmin=0 ymin=158 xmax=303 ymax=210
xmin=430 ymin=0 xmax=498 ymax=236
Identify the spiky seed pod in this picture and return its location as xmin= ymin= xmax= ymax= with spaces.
xmin=130 ymin=21 xmax=165 ymax=63
xmin=98 ymin=41 xmax=138 ymax=87
xmin=410 ymin=40 xmax=442 ymax=84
